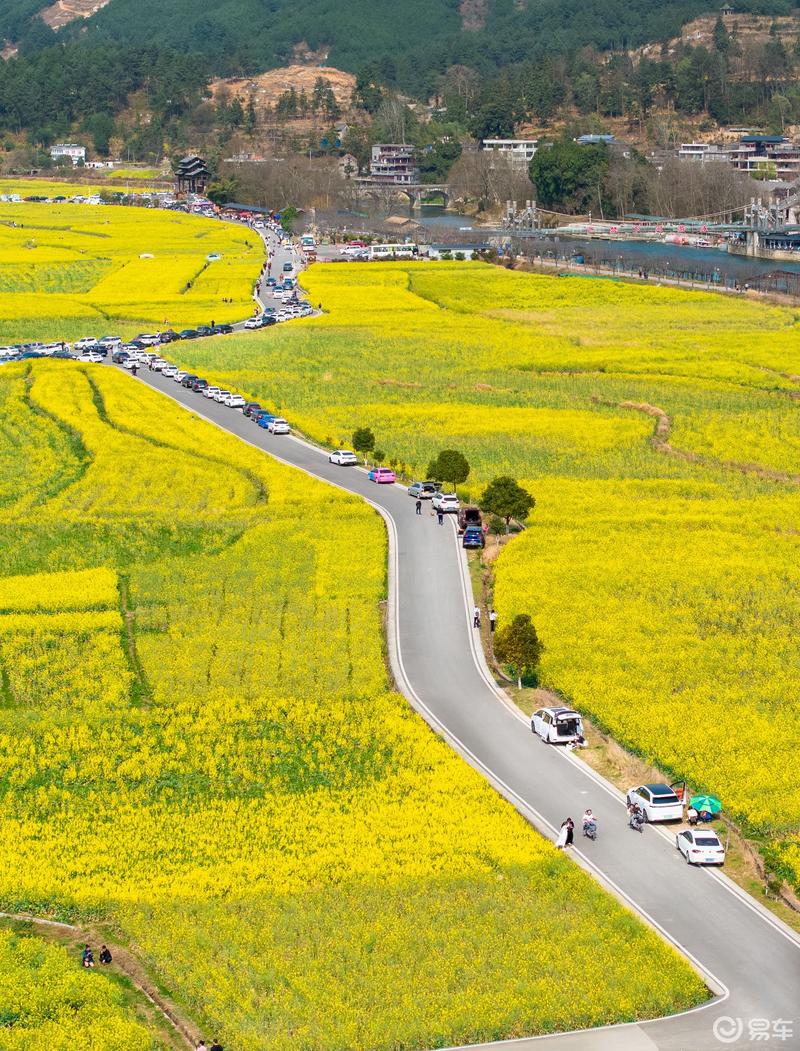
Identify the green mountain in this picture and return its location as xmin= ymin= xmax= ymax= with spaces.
xmin=7 ymin=0 xmax=796 ymax=94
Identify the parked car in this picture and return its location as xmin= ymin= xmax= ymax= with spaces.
xmin=266 ymin=276 xmax=277 ymax=287
xmin=78 ymin=351 xmax=104 ymax=363
xmin=457 ymin=506 xmax=482 ymax=533
xmin=75 ymin=337 xmax=98 ymax=351
xmin=626 ymin=785 xmax=684 ymax=823
xmin=111 ymin=349 xmax=130 ymax=363
xmin=432 ymin=492 xmax=460 ymax=513
xmin=408 ymin=481 xmax=439 ymax=499
xmin=203 ymin=387 xmax=220 ymax=399
xmin=268 ymin=417 xmax=290 ymax=434
xmin=531 ymin=707 xmax=584 ymax=744
xmin=173 ymin=371 xmax=188 ymax=383
xmin=369 ymin=467 xmax=396 ymax=484
xmin=134 ymin=333 xmax=160 ymax=346
xmin=181 ymin=374 xmax=198 ymax=388
xmin=162 ymin=365 xmax=178 ymax=378
xmin=675 ymin=828 xmax=726 ymax=866
xmin=244 ymin=316 xmax=263 ymax=330
xmin=243 ymin=402 xmax=263 ymax=418
xmin=212 ymin=323 xmax=233 ymax=334
xmin=159 ymin=330 xmax=179 ymax=343
xmin=195 ymin=326 xmax=213 ymax=337
xmin=329 ymin=450 xmax=359 ymax=466
xmin=97 ymin=335 xmax=122 ymax=348
xmin=191 ymin=378 xmax=209 ymax=392
xmin=462 ymin=526 xmax=485 ymax=549
xmin=224 ymin=394 xmax=246 ymax=408
xmin=214 ymin=390 xmax=232 ymax=403
xmin=151 ymin=358 xmax=169 ymax=372
xmin=178 ymin=329 xmax=198 ymax=340
xmin=256 ymin=413 xmax=276 ymax=429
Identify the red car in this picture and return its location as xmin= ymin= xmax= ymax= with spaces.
xmin=368 ymin=467 xmax=396 ymax=484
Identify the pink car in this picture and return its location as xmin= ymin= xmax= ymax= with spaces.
xmin=368 ymin=466 xmax=396 ymax=484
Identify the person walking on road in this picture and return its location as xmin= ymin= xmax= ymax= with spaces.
xmin=131 ymin=363 xmax=138 ymax=377
xmin=437 ymin=508 xmax=444 ymax=525
xmin=415 ymin=498 xmax=422 ymax=515
xmin=473 ymin=605 xmax=481 ymax=629
xmin=489 ymin=609 xmax=497 ymax=633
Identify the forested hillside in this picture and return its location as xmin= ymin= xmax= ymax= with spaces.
xmin=4 ymin=0 xmax=796 ymax=92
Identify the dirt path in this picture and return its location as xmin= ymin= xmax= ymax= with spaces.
xmin=0 ymin=910 xmax=196 ymax=1048
xmin=612 ymin=398 xmax=800 ymax=485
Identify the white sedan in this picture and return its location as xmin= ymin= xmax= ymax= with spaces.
xmin=244 ymin=316 xmax=262 ymax=330
xmin=329 ymin=450 xmax=359 ymax=466
xmin=173 ymin=370 xmax=188 ymax=383
xmin=224 ymin=394 xmax=246 ymax=408
xmin=78 ymin=352 xmax=104 ymax=363
xmin=214 ymin=390 xmax=232 ymax=403
xmin=74 ymin=337 xmax=98 ymax=351
xmin=268 ymin=418 xmax=290 ymax=434
xmin=676 ymin=828 xmax=726 ymax=866
xmin=203 ymin=386 xmax=220 ymax=399
xmin=162 ymin=366 xmax=178 ymax=378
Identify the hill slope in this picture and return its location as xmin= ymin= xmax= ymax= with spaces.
xmin=16 ymin=0 xmax=794 ymax=92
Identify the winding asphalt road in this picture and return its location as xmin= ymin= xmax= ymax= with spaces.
xmin=114 ymin=234 xmax=800 ymax=1051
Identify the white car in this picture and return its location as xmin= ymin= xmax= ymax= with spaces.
xmin=97 ymin=336 xmax=122 ymax=348
xmin=268 ymin=418 xmax=290 ymax=434
xmin=626 ymin=784 xmax=683 ymax=823
xmin=531 ymin=706 xmax=584 ymax=744
xmin=244 ymin=316 xmax=262 ymax=330
xmin=151 ymin=358 xmax=169 ymax=371
xmin=78 ymin=352 xmax=104 ymax=363
xmin=329 ymin=450 xmax=359 ymax=466
xmin=676 ymin=828 xmax=726 ymax=866
xmin=74 ymin=337 xmax=97 ymax=351
xmin=173 ymin=371 xmax=187 ymax=383
xmin=203 ymin=386 xmax=220 ymax=399
xmin=272 ymin=288 xmax=285 ymax=300
xmin=162 ymin=366 xmax=178 ymax=378
xmin=224 ymin=394 xmax=246 ymax=408
xmin=134 ymin=333 xmax=160 ymax=346
xmin=214 ymin=390 xmax=232 ymax=403
xmin=432 ymin=492 xmax=460 ymax=513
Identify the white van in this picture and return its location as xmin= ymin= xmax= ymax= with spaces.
xmin=531 ymin=707 xmax=583 ymax=744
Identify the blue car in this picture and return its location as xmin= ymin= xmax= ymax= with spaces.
xmin=256 ymin=413 xmax=277 ymax=428
xmin=462 ymin=526 xmax=485 ymax=549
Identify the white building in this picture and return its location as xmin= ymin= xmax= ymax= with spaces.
xmin=482 ymin=138 xmax=538 ymax=169
xmin=50 ymin=143 xmax=86 ymax=166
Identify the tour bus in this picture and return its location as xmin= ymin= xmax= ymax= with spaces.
xmin=300 ymin=234 xmax=316 ymax=249
xmin=368 ymin=243 xmax=418 ymax=261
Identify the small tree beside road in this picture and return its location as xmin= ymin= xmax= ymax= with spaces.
xmin=427 ymin=449 xmax=470 ymax=490
xmin=480 ymin=476 xmax=535 ymax=530
xmin=493 ymin=614 xmax=543 ymax=689
xmin=352 ymin=427 xmax=376 ymax=463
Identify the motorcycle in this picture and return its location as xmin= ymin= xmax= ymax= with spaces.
xmin=628 ymin=808 xmax=644 ymax=833
xmin=582 ymin=820 xmax=597 ymax=840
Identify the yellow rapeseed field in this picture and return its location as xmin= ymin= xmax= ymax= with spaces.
xmin=0 ymin=360 xmax=705 ymax=1048
xmin=178 ymin=260 xmax=800 ymax=889
xmin=0 ymin=202 xmax=262 ymax=342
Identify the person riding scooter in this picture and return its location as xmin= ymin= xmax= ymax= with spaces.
xmin=582 ymin=809 xmax=597 ymax=839
xmin=628 ymin=801 xmax=644 ymax=832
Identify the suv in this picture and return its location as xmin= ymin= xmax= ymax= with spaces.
xmin=181 ymin=374 xmax=198 ymax=388
xmin=243 ymin=402 xmax=263 ymax=418
xmin=432 ymin=492 xmax=460 ymax=513
xmin=462 ymin=526 xmax=485 ymax=549
xmin=626 ymin=785 xmax=683 ymax=823
xmin=408 ymin=481 xmax=439 ymax=500
xmin=458 ymin=506 xmax=482 ymax=533
xmin=111 ymin=349 xmax=130 ymax=363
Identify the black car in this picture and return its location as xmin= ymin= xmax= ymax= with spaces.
xmin=212 ymin=323 xmax=233 ymax=334
xmin=243 ymin=402 xmax=263 ymax=418
xmin=262 ymin=315 xmax=277 ymax=326
xmin=111 ymin=349 xmax=130 ymax=363
xmin=195 ymin=326 xmax=213 ymax=337
xmin=178 ymin=329 xmax=198 ymax=340
xmin=159 ymin=330 xmax=179 ymax=343
xmin=181 ymin=374 xmax=199 ymax=388
xmin=191 ymin=378 xmax=209 ymax=391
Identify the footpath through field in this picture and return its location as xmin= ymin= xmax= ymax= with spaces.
xmin=115 ymin=233 xmax=800 ymax=1051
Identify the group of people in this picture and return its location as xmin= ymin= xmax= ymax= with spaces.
xmin=557 ymin=810 xmax=597 ymax=848
xmin=472 ymin=605 xmax=498 ymax=632
xmin=196 ymin=1039 xmax=224 ymax=1051
xmin=81 ymin=944 xmax=112 ymax=968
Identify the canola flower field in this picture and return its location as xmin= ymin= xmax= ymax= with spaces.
xmin=0 ymin=202 xmax=262 ymax=343
xmin=174 ymin=260 xmax=800 ymax=888
xmin=0 ymin=360 xmax=705 ymax=1048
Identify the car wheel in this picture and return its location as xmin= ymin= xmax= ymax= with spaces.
xmin=642 ymin=810 xmax=649 ymax=823
xmin=685 ymin=850 xmax=692 ymax=865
